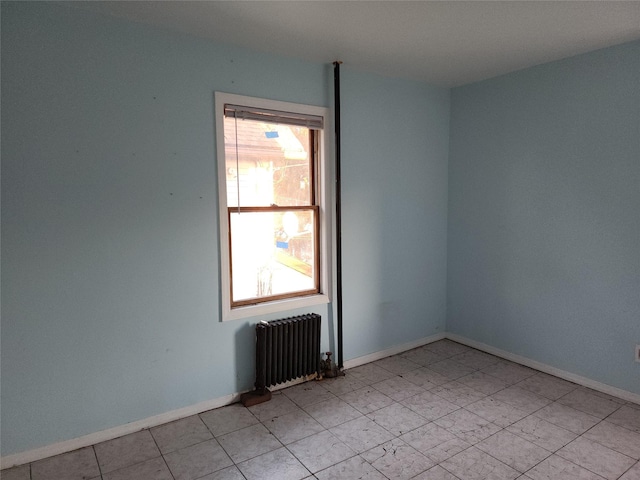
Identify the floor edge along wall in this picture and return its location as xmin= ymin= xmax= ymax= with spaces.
xmin=1 ymin=331 xmax=638 ymax=469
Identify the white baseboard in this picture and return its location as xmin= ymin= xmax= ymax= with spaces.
xmin=0 ymin=374 xmax=316 ymax=470
xmin=4 ymin=330 xmax=637 ymax=469
xmin=3 ymin=334 xmax=445 ymax=469
xmin=0 ymin=392 xmax=238 ymax=470
xmin=446 ymin=333 xmax=640 ymax=405
xmin=343 ymin=332 xmax=446 ymax=370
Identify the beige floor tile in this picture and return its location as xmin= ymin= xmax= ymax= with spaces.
xmin=428 ymin=359 xmax=476 ymax=380
xmin=237 ymin=447 xmax=310 ymax=480
xmin=402 ymin=367 xmax=450 ymax=388
xmin=558 ymin=389 xmax=623 ymax=419
xmin=150 ymin=415 xmax=213 ymax=454
xmin=287 ymin=430 xmax=356 ymax=473
xmin=314 ymin=455 xmax=386 ymax=480
xmin=533 ymin=402 xmax=600 ymax=434
xmin=465 ymin=396 xmax=529 ymax=428
xmin=440 ymin=446 xmax=519 ymax=480
xmin=339 ymin=386 xmax=395 ymax=414
xmin=264 ymin=408 xmax=325 ymax=445
xmin=103 ymin=457 xmax=172 ymax=480
xmin=94 ymin=431 xmax=160 ymax=474
xmin=506 ymin=415 xmax=577 ymax=452
xmin=328 ymin=416 xmax=394 ymax=454
xmin=400 ymin=347 xmax=446 ymax=367
xmin=373 ymin=355 xmax=421 ymax=374
xmin=400 ymin=423 xmax=471 ymax=464
xmin=216 ymin=423 xmax=282 ymax=463
xmin=200 ymin=403 xmax=259 ymax=436
xmin=164 ymin=439 xmax=233 ymax=480
xmin=413 ymin=464 xmax=462 ymax=479
xmin=556 ymin=437 xmax=636 ymax=480
xmin=619 ymin=461 xmax=640 ymax=480
xmin=282 ymin=381 xmax=336 ymax=408
xmin=450 ymin=350 xmax=500 ymax=371
xmin=525 ymin=454 xmax=607 ymax=480
xmin=583 ymin=421 xmax=640 ymax=459
xmin=361 ymin=438 xmax=434 ymax=480
xmin=516 ymin=373 xmax=578 ymax=400
xmin=434 ymin=409 xmax=501 ymax=444
xmin=32 ymin=446 xmax=100 ymax=480
xmin=424 ymin=340 xmax=471 ymax=358
xmin=198 ymin=465 xmax=246 ymax=480
xmin=0 ymin=465 xmax=31 ymax=480
xmin=303 ymin=396 xmax=362 ymax=429
xmin=607 ymin=405 xmax=640 ymax=433
xmin=457 ymin=371 xmax=508 ymax=395
xmin=319 ymin=375 xmax=366 ymax=396
xmin=480 ymin=361 xmax=537 ymax=385
xmin=366 ymin=402 xmax=427 ymax=436
xmin=491 ymin=385 xmax=551 ymax=414
xmin=475 ymin=430 xmax=550 ymax=472
xmin=345 ymin=363 xmax=395 ymax=385
xmin=401 ymin=390 xmax=461 ymax=421
xmin=371 ymin=375 xmax=426 ymax=401
xmin=247 ymin=391 xmax=302 ymax=422
xmin=432 ymin=381 xmax=486 ymax=407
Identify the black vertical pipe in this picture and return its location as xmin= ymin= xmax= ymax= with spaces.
xmin=333 ymin=61 xmax=344 ymax=369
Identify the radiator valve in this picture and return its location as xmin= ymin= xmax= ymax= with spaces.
xmin=321 ymin=351 xmax=338 ymax=378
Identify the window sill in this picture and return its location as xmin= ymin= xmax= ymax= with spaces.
xmin=221 ymin=293 xmax=330 ymax=322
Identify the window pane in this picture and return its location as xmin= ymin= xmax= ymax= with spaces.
xmin=224 ymin=117 xmax=312 ymax=207
xmin=230 ymin=209 xmax=317 ymax=304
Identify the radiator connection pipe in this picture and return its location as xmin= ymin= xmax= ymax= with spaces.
xmin=333 ymin=61 xmax=344 ymax=370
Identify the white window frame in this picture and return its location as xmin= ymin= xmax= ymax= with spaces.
xmin=215 ymin=92 xmax=331 ymax=322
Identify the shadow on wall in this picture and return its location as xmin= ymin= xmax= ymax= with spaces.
xmin=234 ymin=322 xmax=257 ymax=393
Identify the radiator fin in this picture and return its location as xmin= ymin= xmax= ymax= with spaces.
xmin=255 ymin=314 xmax=321 ymax=391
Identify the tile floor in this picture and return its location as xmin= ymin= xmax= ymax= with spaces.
xmin=3 ymin=340 xmax=640 ymax=480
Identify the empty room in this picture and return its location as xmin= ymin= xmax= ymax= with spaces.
xmin=1 ymin=1 xmax=639 ymax=479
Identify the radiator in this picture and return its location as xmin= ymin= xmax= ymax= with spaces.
xmin=254 ymin=313 xmax=321 ymax=393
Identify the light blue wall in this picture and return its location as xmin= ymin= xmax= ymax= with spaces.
xmin=5 ymin=0 xmax=636 ymax=460
xmin=0 ymin=2 xmax=450 ymax=455
xmin=447 ymin=41 xmax=640 ymax=394
xmin=340 ymin=71 xmax=450 ymax=357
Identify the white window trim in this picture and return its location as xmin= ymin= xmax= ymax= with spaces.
xmin=215 ymin=92 xmax=331 ymax=322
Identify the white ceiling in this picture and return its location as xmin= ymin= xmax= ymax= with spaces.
xmin=71 ymin=1 xmax=640 ymax=87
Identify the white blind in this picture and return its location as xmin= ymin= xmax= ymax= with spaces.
xmin=224 ymin=104 xmax=323 ymax=130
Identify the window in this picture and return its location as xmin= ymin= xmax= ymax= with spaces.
xmin=215 ymin=93 xmax=331 ymax=321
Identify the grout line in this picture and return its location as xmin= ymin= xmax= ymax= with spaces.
xmin=619 ymin=462 xmax=638 ymax=480
xmin=91 ymin=446 xmax=102 ymax=479
xmin=147 ymin=427 xmax=177 ymax=480
xmin=4 ymin=341 xmax=639 ymax=479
